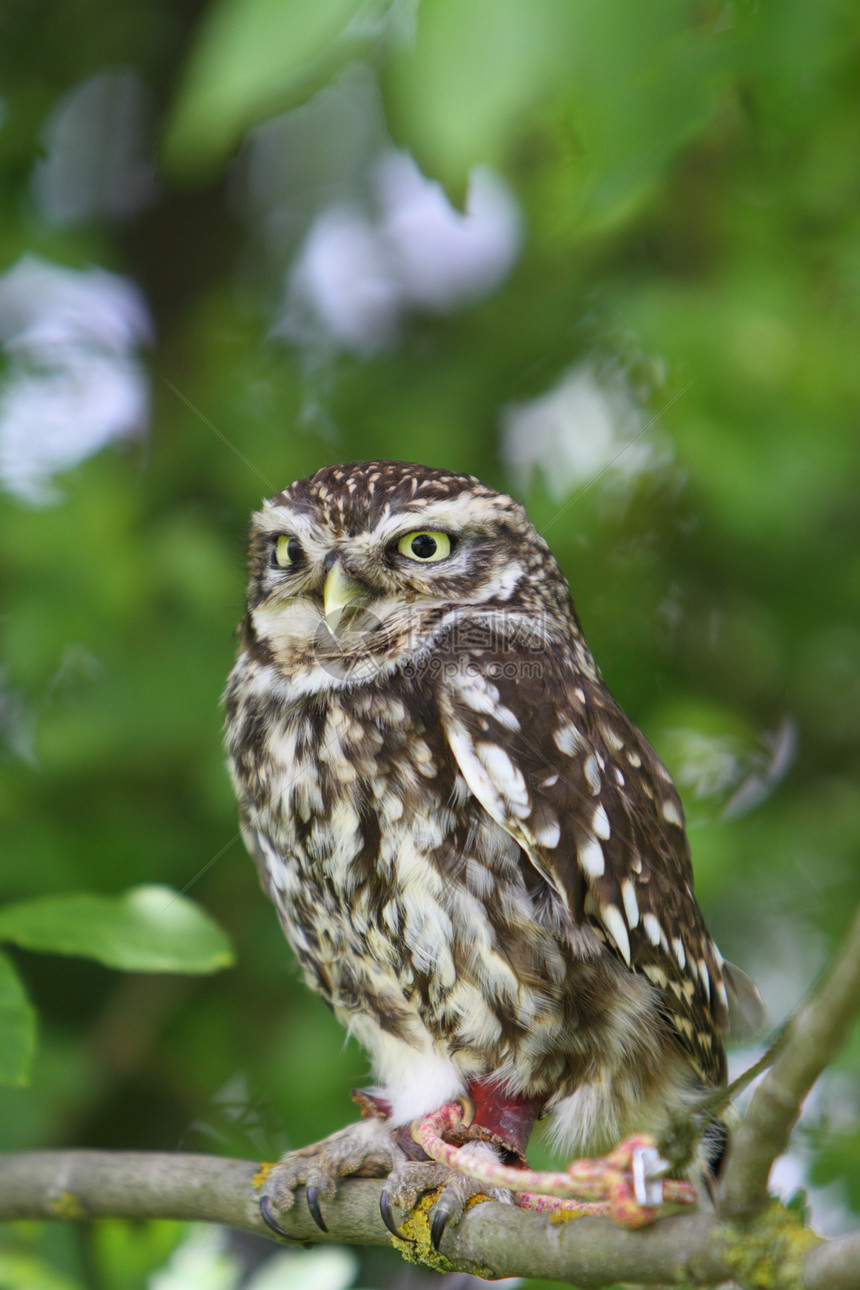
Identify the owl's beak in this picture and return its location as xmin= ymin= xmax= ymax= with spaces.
xmin=323 ymin=560 xmax=367 ymax=633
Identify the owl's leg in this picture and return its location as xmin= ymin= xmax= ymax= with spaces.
xmin=379 ymin=1080 xmax=544 ymax=1249
xmin=260 ymin=1081 xmax=543 ymax=1246
xmin=414 ymin=1104 xmax=698 ymax=1230
xmin=258 ymin=1103 xmax=404 ymax=1238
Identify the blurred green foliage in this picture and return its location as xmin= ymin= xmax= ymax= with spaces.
xmin=1 ymin=0 xmax=859 ymax=1286
xmin=0 ymin=886 xmax=233 ymax=1084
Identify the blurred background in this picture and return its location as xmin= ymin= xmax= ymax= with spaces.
xmin=1 ymin=1 xmax=859 ymax=1287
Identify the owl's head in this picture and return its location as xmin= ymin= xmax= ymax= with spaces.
xmin=241 ymin=460 xmax=573 ymax=680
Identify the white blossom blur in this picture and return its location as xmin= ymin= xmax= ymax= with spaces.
xmin=662 ymin=717 xmax=797 ymax=817
xmin=0 ymin=256 xmax=152 ymax=506
xmin=500 ymin=360 xmax=666 ymax=502
xmin=0 ymin=668 xmax=36 ymax=766
xmin=32 ymin=68 xmax=158 ymax=225
xmin=278 ymin=151 xmax=522 ymax=355
xmin=147 ymin=1223 xmax=362 ymax=1290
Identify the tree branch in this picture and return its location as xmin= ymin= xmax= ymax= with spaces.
xmin=0 ymin=1147 xmax=848 ymax=1288
xmin=801 ymin=1233 xmax=860 ymax=1290
xmin=720 ymin=904 xmax=860 ymax=1219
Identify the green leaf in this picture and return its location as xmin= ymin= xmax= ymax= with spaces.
xmin=163 ymin=0 xmax=374 ymax=177
xmin=0 ymin=947 xmax=37 ymax=1086
xmin=383 ymin=0 xmax=721 ymax=216
xmin=383 ymin=0 xmax=574 ymax=200
xmin=0 ymin=887 xmax=234 ymax=975
xmin=548 ymin=1 xmax=721 ymax=224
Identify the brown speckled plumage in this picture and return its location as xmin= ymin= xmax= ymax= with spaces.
xmin=225 ymin=460 xmax=737 ymax=1160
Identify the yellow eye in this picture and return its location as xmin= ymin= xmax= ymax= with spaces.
xmin=397 ymin=531 xmax=452 ymax=563
xmin=274 ymin=535 xmax=303 ymax=567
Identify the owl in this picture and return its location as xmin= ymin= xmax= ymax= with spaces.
xmin=225 ymin=460 xmax=754 ymax=1242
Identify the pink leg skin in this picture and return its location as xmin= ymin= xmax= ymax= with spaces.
xmin=415 ymin=1102 xmax=698 ymax=1229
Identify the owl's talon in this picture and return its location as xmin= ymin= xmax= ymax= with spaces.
xmin=259 ymin=1193 xmax=296 ymax=1241
xmin=305 ymin=1184 xmax=328 ymax=1232
xmin=430 ymin=1202 xmax=453 ymax=1250
xmin=258 ymin=1117 xmax=403 ymax=1241
xmin=379 ymin=1189 xmax=404 ymax=1238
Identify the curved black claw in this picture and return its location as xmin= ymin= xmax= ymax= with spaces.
xmin=430 ymin=1201 xmax=454 ymax=1251
xmin=305 ymin=1184 xmax=329 ymax=1232
xmin=379 ymin=1189 xmax=403 ymax=1238
xmin=259 ymin=1193 xmax=296 ymax=1241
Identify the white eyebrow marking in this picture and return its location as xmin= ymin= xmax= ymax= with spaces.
xmin=371 ymin=496 xmax=498 ymax=541
xmin=254 ymin=504 xmax=319 ymax=540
